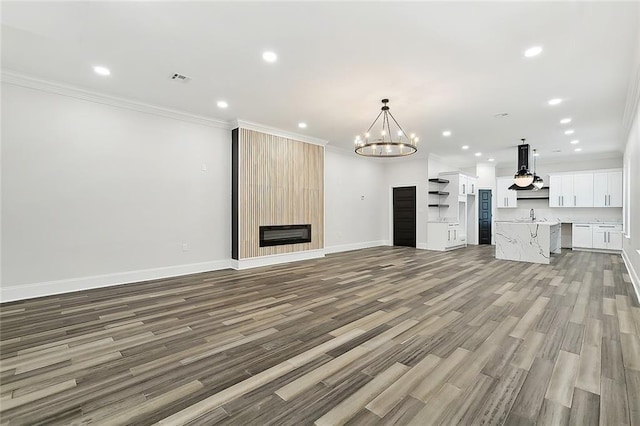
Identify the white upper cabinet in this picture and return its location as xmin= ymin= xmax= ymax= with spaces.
xmin=458 ymin=175 xmax=468 ymax=196
xmin=550 ymin=169 xmax=619 ymax=208
xmin=496 ymin=177 xmax=517 ymax=208
xmin=549 ymin=175 xmax=575 ymax=207
xmin=468 ymin=177 xmax=477 ymax=195
xmin=573 ymin=173 xmax=594 ymax=207
xmin=594 ymin=171 xmax=623 ymax=207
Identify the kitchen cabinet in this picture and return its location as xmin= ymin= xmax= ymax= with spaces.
xmin=592 ymin=224 xmax=622 ymax=250
xmin=549 ymin=169 xmax=620 ymax=208
xmin=459 ymin=175 xmax=468 ymax=196
xmin=549 ymin=175 xmax=575 ymax=207
xmin=574 ymin=223 xmax=622 ymax=251
xmin=573 ymin=173 xmax=594 ymax=207
xmin=427 ymin=222 xmax=466 ymax=251
xmin=594 ymin=171 xmax=622 ymax=207
xmin=496 ymin=177 xmax=517 ymax=208
xmin=571 ymin=224 xmax=592 ymax=248
xmin=468 ymin=177 xmax=477 ymax=195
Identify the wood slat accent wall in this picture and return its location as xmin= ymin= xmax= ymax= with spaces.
xmin=237 ymin=128 xmax=324 ymax=259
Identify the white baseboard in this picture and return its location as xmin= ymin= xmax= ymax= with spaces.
xmin=231 ymin=249 xmax=325 ymax=270
xmin=0 ymin=259 xmax=232 ymax=303
xmin=622 ymin=248 xmax=640 ymax=304
xmin=416 ymin=243 xmax=429 ymax=250
xmin=324 ymin=240 xmax=389 ymax=254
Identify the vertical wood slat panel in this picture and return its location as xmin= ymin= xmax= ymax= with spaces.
xmin=238 ymin=129 xmax=323 ymax=259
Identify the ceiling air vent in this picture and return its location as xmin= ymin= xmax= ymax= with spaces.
xmin=493 ymin=112 xmax=509 ymax=118
xmin=171 ymin=73 xmax=191 ymax=82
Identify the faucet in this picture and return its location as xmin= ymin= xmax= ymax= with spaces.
xmin=530 ymin=209 xmax=536 ymax=222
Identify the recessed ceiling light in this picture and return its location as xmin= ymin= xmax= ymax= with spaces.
xmin=442 ymin=130 xmax=452 ymax=137
xmin=524 ymin=46 xmax=543 ymax=58
xmin=534 ymin=152 xmax=540 ymax=157
xmin=93 ymin=66 xmax=111 ymax=76
xmin=488 ymin=158 xmax=495 ymax=162
xmin=548 ymin=98 xmax=562 ymax=106
xmin=564 ymin=129 xmax=575 ymax=135
xmin=475 ymin=152 xmax=482 ymax=157
xmin=298 ymin=122 xmax=307 ymax=129
xmin=262 ymin=51 xmax=277 ymax=63
xmin=461 ymin=145 xmax=469 ymax=150
xmin=570 ymin=140 xmax=580 ymax=145
xmin=560 ymin=118 xmax=572 ymax=124
xmin=574 ymin=148 xmax=582 ymax=152
xmin=216 ymin=101 xmax=228 ymax=109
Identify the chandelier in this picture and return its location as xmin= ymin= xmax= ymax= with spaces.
xmin=354 ymin=99 xmax=418 ymax=157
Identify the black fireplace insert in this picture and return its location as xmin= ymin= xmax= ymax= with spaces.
xmin=259 ymin=224 xmax=311 ymax=247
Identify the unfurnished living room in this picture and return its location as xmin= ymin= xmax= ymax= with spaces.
xmin=1 ymin=1 xmax=639 ymax=425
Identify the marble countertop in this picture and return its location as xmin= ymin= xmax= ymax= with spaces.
xmin=495 ymin=220 xmax=560 ymax=226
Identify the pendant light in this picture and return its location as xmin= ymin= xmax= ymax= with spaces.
xmin=532 ymin=149 xmax=544 ymax=190
xmin=513 ymin=139 xmax=533 ymax=187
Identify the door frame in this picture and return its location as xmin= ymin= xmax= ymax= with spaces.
xmin=388 ymin=184 xmax=418 ymax=247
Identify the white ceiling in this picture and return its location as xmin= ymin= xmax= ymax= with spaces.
xmin=2 ymin=2 xmax=638 ymax=167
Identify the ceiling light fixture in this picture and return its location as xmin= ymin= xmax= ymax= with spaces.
xmin=488 ymin=158 xmax=495 ymax=162
xmin=510 ymin=139 xmax=534 ymax=189
xmin=442 ymin=130 xmax=452 ymax=137
xmin=548 ymin=98 xmax=562 ymax=106
xmin=524 ymin=46 xmax=543 ymax=57
xmin=475 ymin=152 xmax=482 ymax=157
xmin=354 ymin=99 xmax=417 ymax=157
xmin=570 ymin=140 xmax=580 ymax=145
xmin=531 ymin=149 xmax=544 ymax=190
xmin=93 ymin=66 xmax=111 ymax=76
xmin=298 ymin=122 xmax=307 ymax=129
xmin=461 ymin=145 xmax=469 ymax=150
xmin=560 ymin=118 xmax=572 ymax=124
xmin=262 ymin=51 xmax=277 ymax=63
xmin=575 ymin=148 xmax=582 ymax=152
xmin=564 ymin=129 xmax=575 ymax=135
xmin=216 ymin=101 xmax=228 ymax=109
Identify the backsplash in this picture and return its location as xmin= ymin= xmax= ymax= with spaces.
xmin=495 ymin=199 xmax=622 ymax=224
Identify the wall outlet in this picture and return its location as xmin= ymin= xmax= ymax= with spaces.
xmin=361 ymin=195 xmax=365 ymax=200
xmin=182 ymin=243 xmax=189 ymax=251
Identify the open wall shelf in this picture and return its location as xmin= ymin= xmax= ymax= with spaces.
xmin=428 ymin=191 xmax=450 ymax=195
xmin=428 ymin=204 xmax=450 ymax=208
xmin=428 ymin=178 xmax=450 ymax=184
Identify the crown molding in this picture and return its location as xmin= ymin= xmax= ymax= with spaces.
xmin=231 ymin=119 xmax=328 ymax=147
xmin=1 ymin=70 xmax=230 ymax=129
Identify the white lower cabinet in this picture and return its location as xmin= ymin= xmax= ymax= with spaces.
xmin=573 ymin=223 xmax=622 ymax=251
xmin=571 ymin=224 xmax=592 ymax=248
xmin=427 ymin=222 xmax=466 ymax=251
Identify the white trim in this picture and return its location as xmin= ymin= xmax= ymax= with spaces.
xmin=231 ymin=119 xmax=328 ymax=147
xmin=1 ymin=71 xmax=231 ymax=129
xmin=325 ymin=240 xmax=389 ymax=254
xmin=416 ymin=243 xmax=429 ymax=250
xmin=0 ymin=260 xmax=232 ymax=303
xmin=231 ymin=250 xmax=325 ymax=270
xmin=622 ymin=248 xmax=640 ymax=304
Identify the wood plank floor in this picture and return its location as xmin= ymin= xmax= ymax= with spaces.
xmin=1 ymin=246 xmax=639 ymax=425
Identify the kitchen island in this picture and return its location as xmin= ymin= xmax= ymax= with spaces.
xmin=495 ymin=221 xmax=561 ymax=264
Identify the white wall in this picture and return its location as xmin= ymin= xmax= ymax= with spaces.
xmin=324 ymin=148 xmax=388 ymax=252
xmin=622 ymin=95 xmax=640 ymax=300
xmin=1 ymin=83 xmax=231 ymax=301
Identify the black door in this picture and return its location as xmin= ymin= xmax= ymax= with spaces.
xmin=393 ymin=186 xmax=416 ymax=247
xmin=479 ymin=189 xmax=492 ymax=245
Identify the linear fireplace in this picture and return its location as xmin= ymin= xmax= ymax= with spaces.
xmin=259 ymin=225 xmax=312 ymax=247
